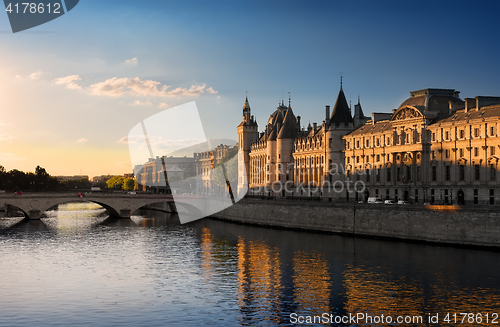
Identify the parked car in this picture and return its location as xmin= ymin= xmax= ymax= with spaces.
xmin=384 ymin=199 xmax=395 ymax=205
xmin=397 ymin=200 xmax=409 ymax=205
xmin=367 ymin=197 xmax=384 ymax=204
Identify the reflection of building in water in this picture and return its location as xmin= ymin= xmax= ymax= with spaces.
xmin=238 ymin=80 xmax=366 ymax=195
xmin=344 ymin=89 xmax=500 ymax=204
xmin=134 ymin=144 xmax=236 ymax=193
xmin=342 ymin=265 xmax=425 ymax=326
xmin=292 ymin=250 xmax=331 ymax=315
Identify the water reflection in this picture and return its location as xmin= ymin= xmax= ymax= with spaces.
xmin=42 ymin=202 xmax=109 ymax=234
xmin=0 ymin=207 xmax=500 ymax=326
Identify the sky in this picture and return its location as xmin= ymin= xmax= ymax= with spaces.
xmin=0 ymin=0 xmax=499 ymax=177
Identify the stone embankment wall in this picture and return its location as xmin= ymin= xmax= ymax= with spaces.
xmin=211 ymin=199 xmax=500 ymax=247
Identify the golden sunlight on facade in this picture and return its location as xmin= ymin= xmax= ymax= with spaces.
xmin=344 ymin=89 xmax=500 ymax=204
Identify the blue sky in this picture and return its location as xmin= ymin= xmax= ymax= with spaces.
xmin=0 ymin=0 xmax=499 ymax=176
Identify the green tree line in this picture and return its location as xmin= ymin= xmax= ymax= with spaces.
xmin=0 ymin=165 xmax=136 ymax=192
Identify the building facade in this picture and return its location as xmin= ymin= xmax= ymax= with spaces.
xmin=343 ymin=88 xmax=500 ymax=205
xmin=238 ymin=81 xmax=365 ymax=195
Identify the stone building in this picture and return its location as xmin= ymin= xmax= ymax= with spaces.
xmin=238 ymin=80 xmax=364 ymax=195
xmin=194 ymin=144 xmax=236 ymax=195
xmin=343 ymin=88 xmax=500 ymax=205
xmin=134 ymin=145 xmax=236 ymax=194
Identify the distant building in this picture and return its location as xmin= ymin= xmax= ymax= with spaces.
xmin=343 ymin=88 xmax=500 ymax=205
xmin=134 ymin=146 xmax=236 ymax=193
xmin=56 ymin=175 xmax=89 ymax=182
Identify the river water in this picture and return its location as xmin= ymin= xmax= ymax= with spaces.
xmin=0 ymin=202 xmax=499 ymax=326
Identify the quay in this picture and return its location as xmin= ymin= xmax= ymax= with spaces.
xmin=210 ymin=197 xmax=500 ymax=248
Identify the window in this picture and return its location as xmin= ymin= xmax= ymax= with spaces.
xmin=445 ymin=165 xmax=451 ymax=181
xmin=417 ymin=166 xmax=421 ymax=181
xmin=356 ymin=140 xmax=360 ymax=148
xmin=376 ymin=154 xmax=380 ymax=162
xmin=278 ymin=154 xmax=281 ymax=159
xmin=387 ymin=154 xmax=391 ymax=161
xmin=397 ymin=167 xmax=401 ymax=181
xmin=491 ymin=146 xmax=496 ymax=156
xmin=474 ymin=128 xmax=480 ymax=137
xmin=474 ymin=147 xmax=479 ymax=157
xmin=366 ymin=156 xmax=370 ymax=163
xmin=490 ymin=189 xmax=495 ymax=205
xmin=445 ymin=149 xmax=450 ymax=158
xmin=406 ymin=165 xmax=411 ymax=181
xmin=445 ymin=131 xmax=449 ymax=140
xmin=475 ymin=165 xmax=480 ymax=180
xmin=386 ymin=168 xmax=392 ymax=182
xmin=366 ymin=169 xmax=370 ymax=182
xmin=376 ymin=168 xmax=380 ymax=182
xmin=459 ymin=129 xmax=465 ymax=139
xmin=347 ymin=157 xmax=350 ymax=164
xmin=366 ymin=139 xmax=370 ymax=147
xmin=460 ymin=165 xmax=465 ymax=181
xmin=431 ymin=151 xmax=435 ymax=160
xmin=490 ymin=164 xmax=496 ymax=181
xmin=459 ymin=148 xmax=464 ymax=157
xmin=491 ymin=126 xmax=496 ymax=136
xmin=376 ymin=138 xmax=380 ymax=147
xmin=356 ymin=156 xmax=359 ymax=163
xmin=432 ymin=132 xmax=436 ymax=141
xmin=329 ymin=138 xmax=333 ymax=148
xmin=432 ymin=166 xmax=437 ymax=181
xmin=474 ymin=189 xmax=478 ymax=204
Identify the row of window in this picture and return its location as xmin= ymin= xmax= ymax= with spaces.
xmin=347 ymin=126 xmax=498 ymax=150
xmin=348 ymin=146 xmax=496 ymax=165
xmin=349 ymin=164 xmax=497 ymax=183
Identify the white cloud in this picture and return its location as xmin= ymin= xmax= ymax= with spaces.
xmin=125 ymin=57 xmax=138 ymax=65
xmin=76 ymin=138 xmax=88 ymax=143
xmin=132 ymin=100 xmax=152 ymax=106
xmin=0 ymin=134 xmax=14 ymax=141
xmin=0 ymin=153 xmax=25 ymax=162
xmin=88 ymin=77 xmax=216 ymax=98
xmin=207 ymin=87 xmax=218 ymax=94
xmin=54 ymin=75 xmax=82 ymax=90
xmin=158 ymin=102 xmax=170 ymax=109
xmin=29 ymin=70 xmax=43 ymax=80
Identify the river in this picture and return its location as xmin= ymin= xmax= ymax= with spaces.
xmin=0 ymin=202 xmax=499 ymax=326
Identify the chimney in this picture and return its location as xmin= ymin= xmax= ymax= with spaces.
xmin=313 ymin=122 xmax=317 ymax=131
xmin=325 ymin=105 xmax=330 ymax=120
xmin=465 ymin=98 xmax=476 ymax=112
xmin=296 ymin=116 xmax=301 ymax=129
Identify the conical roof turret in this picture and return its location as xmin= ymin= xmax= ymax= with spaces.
xmin=330 ymin=83 xmax=353 ymax=125
xmin=277 ymin=107 xmax=298 ymax=139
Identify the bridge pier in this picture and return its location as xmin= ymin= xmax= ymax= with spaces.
xmin=119 ymin=209 xmax=132 ymax=218
xmin=29 ymin=210 xmax=41 ymax=220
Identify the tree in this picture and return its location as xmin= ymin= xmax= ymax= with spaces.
xmin=122 ymin=177 xmax=135 ymax=191
xmin=106 ymin=176 xmax=124 ymax=189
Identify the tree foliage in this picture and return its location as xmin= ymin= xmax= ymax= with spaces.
xmin=106 ymin=176 xmax=124 ymax=189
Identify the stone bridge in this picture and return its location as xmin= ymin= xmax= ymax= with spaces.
xmin=1 ymin=192 xmax=177 ymax=219
xmin=1 ymin=192 xmax=237 ymax=223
